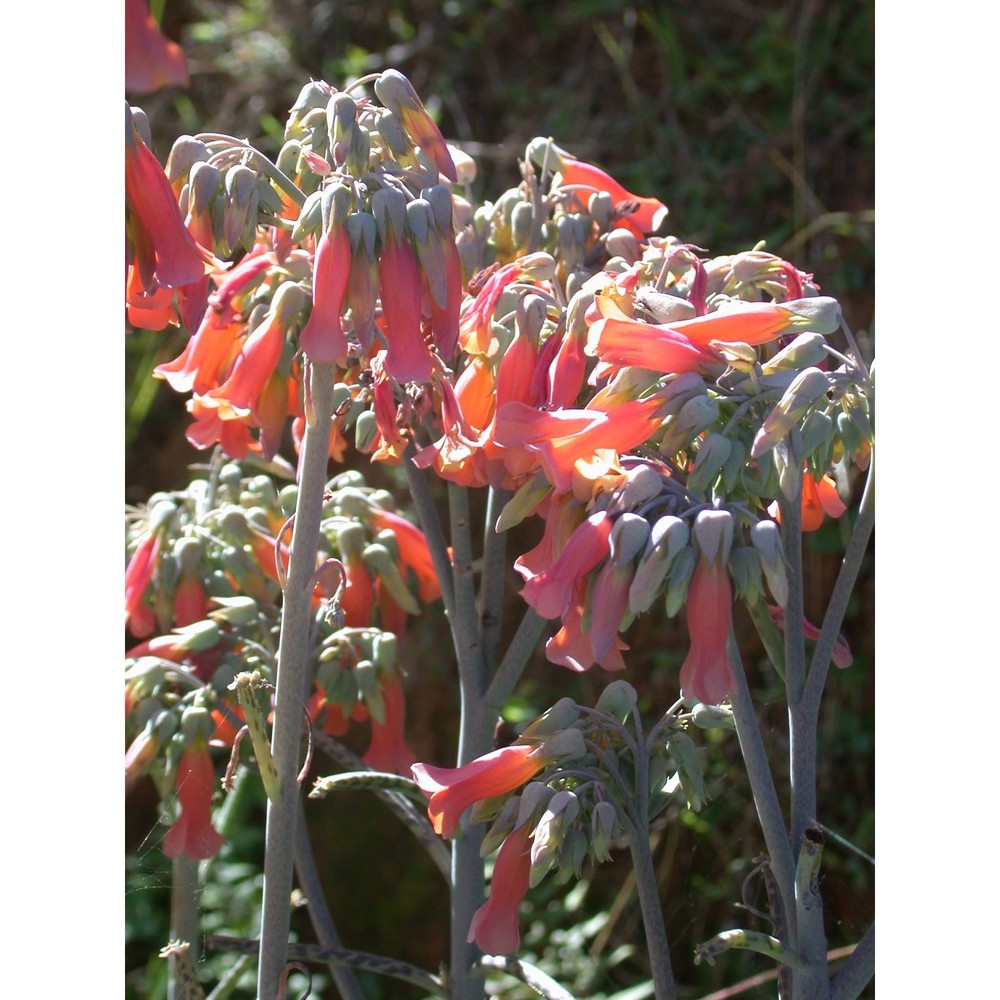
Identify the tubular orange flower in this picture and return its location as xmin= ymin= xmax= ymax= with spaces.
xmin=162 ymin=737 xmax=225 ymax=861
xmin=362 ymin=678 xmax=417 ymax=777
xmin=411 ymin=744 xmax=547 ymax=839
xmin=125 ymin=531 xmax=160 ymax=638
xmin=299 ymin=223 xmax=352 ymax=365
xmin=467 ymin=823 xmax=533 ymax=954
xmin=368 ymin=508 xmax=442 ymax=603
xmin=521 ymin=510 xmax=613 ymax=620
xmin=379 ymin=235 xmax=434 ymax=383
xmin=545 ymin=593 xmax=628 ymax=673
xmin=556 ymin=155 xmax=668 ymax=238
xmin=679 ymin=557 xmax=734 ymax=705
xmin=125 ymin=0 xmax=189 ymax=94
xmin=768 ymin=471 xmax=847 ymax=532
xmin=125 ymin=105 xmax=213 ymax=291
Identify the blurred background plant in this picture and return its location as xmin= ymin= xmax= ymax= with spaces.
xmin=125 ymin=1 xmax=873 ymax=996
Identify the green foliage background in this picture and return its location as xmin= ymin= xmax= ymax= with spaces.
xmin=126 ymin=1 xmax=873 ymax=997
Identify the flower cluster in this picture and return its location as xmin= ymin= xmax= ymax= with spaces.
xmin=125 ymin=464 xmax=440 ymax=856
xmin=127 ymin=69 xmax=873 ymax=735
xmin=411 ymin=682 xmax=718 ymax=954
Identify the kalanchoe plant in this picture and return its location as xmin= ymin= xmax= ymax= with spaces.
xmin=126 ymin=63 xmax=874 ymax=1000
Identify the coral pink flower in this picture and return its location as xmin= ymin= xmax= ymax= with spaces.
xmin=125 ymin=0 xmax=189 ymax=94
xmin=411 ymin=745 xmax=548 ymax=839
xmin=125 ymin=531 xmax=160 ymax=637
xmin=299 ymin=223 xmax=352 ymax=364
xmin=162 ymin=738 xmax=225 ymax=860
xmin=467 ymin=822 xmax=533 ymax=954
xmin=368 ymin=508 xmax=442 ymax=603
xmin=585 ymin=316 xmax=722 ymax=380
xmin=520 ymin=510 xmax=613 ymax=620
xmin=185 ymin=395 xmax=258 ymax=459
xmin=768 ymin=606 xmax=853 ymax=669
xmin=379 ymin=236 xmax=434 ymax=383
xmin=556 ymin=155 xmax=668 ymax=238
xmin=126 ymin=105 xmax=213 ymax=291
xmin=679 ymin=557 xmax=734 ymax=705
xmin=545 ymin=592 xmax=628 ymax=673
xmin=362 ymin=678 xmax=417 ymax=776
xmin=125 ymin=725 xmax=160 ymax=794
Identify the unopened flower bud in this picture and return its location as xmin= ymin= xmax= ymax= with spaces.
xmin=166 ymin=136 xmax=210 ymax=190
xmin=354 ymin=660 xmax=383 ymax=723
xmin=532 ymin=727 xmax=586 ymax=764
xmin=687 ymin=433 xmax=734 ymax=496
xmin=480 ymin=795 xmax=522 ymax=856
xmin=530 ymin=789 xmax=580 ymax=886
xmin=634 ymin=286 xmax=697 ymax=324
xmin=749 ymin=519 xmax=789 ymax=607
xmin=594 ymin=679 xmax=639 ymax=723
xmin=629 ymin=515 xmax=690 ymax=615
xmin=591 ymin=800 xmax=618 ymax=862
xmin=664 ymin=546 xmax=697 ymax=617
xmin=287 ymin=81 xmax=334 ymax=135
xmin=223 ymin=165 xmax=260 ymax=253
xmin=783 ymin=296 xmax=842 ymax=335
xmin=762 ymin=332 xmax=828 ymax=374
xmin=208 ymin=595 xmax=259 ymax=626
xmin=361 ymin=543 xmax=420 ymax=615
xmin=728 ymin=546 xmax=763 ymax=603
xmin=588 ymin=190 xmax=615 ymax=229
xmin=179 ymin=705 xmax=215 ymax=742
xmin=372 ymin=187 xmax=408 ymax=244
xmin=691 ymin=703 xmax=736 ymax=731
xmin=609 ymin=513 xmax=651 ymax=565
xmin=659 ymin=393 xmax=719 ymax=456
xmin=371 ymin=633 xmax=397 ymax=671
xmin=515 ymin=781 xmax=555 ymax=830
xmin=516 ymin=293 xmax=548 ymax=341
xmin=605 ymin=227 xmax=640 ymax=264
xmin=607 ymin=463 xmax=663 ymax=515
xmin=520 ymin=697 xmax=580 ymax=740
xmin=173 ymin=618 xmax=222 ymax=651
xmin=752 ymin=367 xmax=831 ymax=458
xmin=799 ymin=409 xmax=834 ymax=464
xmin=556 ymin=214 xmax=583 ymax=271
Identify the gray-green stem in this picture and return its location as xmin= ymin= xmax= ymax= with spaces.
xmin=626 ymin=740 xmax=678 ymax=1000
xmin=257 ymin=361 xmax=337 ymax=999
xmin=169 ymin=854 xmax=201 ymax=1000
xmin=829 ymin=922 xmax=874 ymax=1000
xmin=727 ymin=633 xmax=797 ymax=944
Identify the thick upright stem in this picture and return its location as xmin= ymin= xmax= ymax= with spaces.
xmin=627 ymin=742 xmax=677 ymax=1000
xmin=257 ymin=361 xmax=337 ymax=999
xmin=169 ymin=854 xmax=200 ymax=1000
xmin=727 ymin=634 xmax=797 ymax=943
xmin=448 ymin=483 xmax=491 ymax=1000
xmin=479 ymin=486 xmax=511 ymax=669
xmin=830 ymin=922 xmax=874 ymax=1000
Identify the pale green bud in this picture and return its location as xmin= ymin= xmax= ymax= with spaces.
xmin=728 ymin=546 xmax=763 ymax=604
xmin=515 ymin=781 xmax=556 ymax=830
xmin=750 ymin=519 xmax=789 ymax=607
xmin=372 ymin=187 xmax=407 ymax=243
xmin=691 ymin=703 xmax=736 ymax=731
xmin=594 ymin=679 xmax=639 ymax=723
xmin=529 ymin=790 xmax=580 ymax=886
xmin=532 ymin=727 xmax=586 ymax=767
xmin=208 ymin=595 xmax=259 ymax=626
xmin=687 ymin=433 xmax=734 ymax=496
xmin=609 ymin=513 xmax=651 ymax=565
xmin=783 ymin=295 xmax=842 ymax=335
xmin=519 ymin=697 xmax=580 ymax=740
xmin=591 ymin=800 xmax=618 ymax=862
xmin=659 ymin=393 xmax=719 ymax=456
xmin=720 ymin=437 xmax=748 ymax=493
xmin=355 ymin=660 xmax=384 ymax=724
xmin=608 ymin=463 xmax=664 ymax=515
xmin=628 ymin=515 xmax=690 ymax=615
xmin=664 ymin=546 xmax=697 ymax=617
xmin=588 ymin=190 xmax=615 ymax=230
xmin=291 ymin=188 xmax=324 ymax=243
xmin=516 ymin=293 xmax=548 ymax=341
xmin=166 ymin=136 xmax=210 ymax=187
xmin=634 ymin=286 xmax=697 ymax=324
xmin=752 ymin=367 xmax=831 ymax=458
xmin=799 ymin=409 xmax=834 ymax=460
xmin=480 ymin=796 xmax=522 ymax=856
xmin=372 ymin=633 xmax=397 ymax=672
xmin=179 ymin=705 xmax=214 ymax=742
xmin=223 ymin=165 xmax=259 ymax=253
xmin=762 ymin=332 xmax=828 ymax=374
xmin=362 ymin=544 xmax=420 ymax=615
xmin=511 ymin=201 xmax=534 ymax=250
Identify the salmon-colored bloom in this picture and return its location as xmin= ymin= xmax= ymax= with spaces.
xmin=125 ymin=725 xmax=160 ymax=794
xmin=520 ymin=510 xmax=612 ymax=620
xmin=299 ymin=223 xmax=352 ymax=365
xmin=411 ymin=744 xmax=548 ymax=839
xmin=368 ymin=508 xmax=442 ymax=603
xmin=185 ymin=395 xmax=258 ymax=459
xmin=467 ymin=822 xmax=533 ymax=954
xmin=125 ymin=531 xmax=160 ymax=637
xmin=556 ymin=155 xmax=668 ymax=239
xmin=125 ymin=0 xmax=189 ymax=94
xmin=379 ymin=235 xmax=434 ymax=383
xmin=679 ymin=557 xmax=734 ymax=705
xmin=162 ymin=737 xmax=225 ymax=860
xmin=545 ymin=592 xmax=628 ymax=673
xmin=362 ymin=678 xmax=417 ymax=776
xmin=768 ymin=606 xmax=853 ymax=669
xmin=126 ymin=105 xmax=213 ymax=291
xmin=173 ymin=573 xmax=208 ymax=628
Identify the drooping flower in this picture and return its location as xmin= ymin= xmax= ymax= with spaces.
xmin=411 ymin=744 xmax=548 ymax=839
xmin=126 ymin=104 xmax=213 ymax=291
xmin=368 ymin=508 xmax=442 ymax=604
xmin=466 ymin=822 xmax=533 ymax=955
xmin=125 ymin=0 xmax=189 ymax=95
xmin=362 ymin=678 xmax=417 ymax=776
xmin=125 ymin=531 xmax=161 ymax=637
xmin=679 ymin=557 xmax=734 ymax=705
xmin=768 ymin=606 xmax=853 ymax=669
xmin=162 ymin=737 xmax=225 ymax=860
